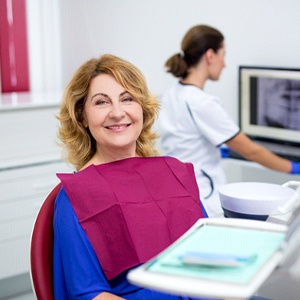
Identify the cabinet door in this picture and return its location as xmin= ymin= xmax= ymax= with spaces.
xmin=0 ymin=161 xmax=72 ymax=280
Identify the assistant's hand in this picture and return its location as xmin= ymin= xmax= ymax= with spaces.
xmin=219 ymin=145 xmax=230 ymax=158
xmin=291 ymin=162 xmax=300 ymax=174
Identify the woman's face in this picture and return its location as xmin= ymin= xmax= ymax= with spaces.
xmin=83 ymin=73 xmax=143 ymax=156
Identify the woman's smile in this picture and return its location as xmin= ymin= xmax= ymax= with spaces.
xmin=105 ymin=123 xmax=131 ymax=131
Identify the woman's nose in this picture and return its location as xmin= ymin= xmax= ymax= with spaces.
xmin=109 ymin=103 xmax=126 ymax=119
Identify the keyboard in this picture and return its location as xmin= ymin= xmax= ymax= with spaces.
xmin=277 ymin=153 xmax=300 ymax=162
xmin=227 ymin=149 xmax=300 ymax=162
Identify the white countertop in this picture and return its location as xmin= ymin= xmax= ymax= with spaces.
xmin=0 ymin=90 xmax=63 ymax=111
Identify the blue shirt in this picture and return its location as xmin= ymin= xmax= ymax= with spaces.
xmin=53 ymin=187 xmax=207 ymax=299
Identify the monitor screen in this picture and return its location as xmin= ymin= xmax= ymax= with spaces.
xmin=239 ymin=66 xmax=300 ymax=146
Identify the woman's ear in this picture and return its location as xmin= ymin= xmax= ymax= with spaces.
xmin=82 ymin=112 xmax=88 ymax=128
xmin=205 ymin=48 xmax=215 ymax=65
xmin=82 ymin=120 xmax=88 ymax=128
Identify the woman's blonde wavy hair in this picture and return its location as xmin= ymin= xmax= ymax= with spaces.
xmin=57 ymin=54 xmax=160 ymax=170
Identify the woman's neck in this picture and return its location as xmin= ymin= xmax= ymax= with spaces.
xmin=80 ymin=148 xmax=138 ymax=170
xmin=181 ymin=59 xmax=208 ymax=89
xmin=181 ymin=77 xmax=205 ymax=89
xmin=181 ymin=69 xmax=207 ymax=89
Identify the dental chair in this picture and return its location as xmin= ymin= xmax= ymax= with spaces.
xmin=30 ymin=183 xmax=61 ymax=300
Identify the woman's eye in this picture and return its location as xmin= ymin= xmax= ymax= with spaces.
xmin=95 ymin=99 xmax=108 ymax=105
xmin=122 ymin=97 xmax=134 ymax=103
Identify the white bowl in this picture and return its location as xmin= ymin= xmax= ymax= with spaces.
xmin=218 ymin=182 xmax=296 ymax=220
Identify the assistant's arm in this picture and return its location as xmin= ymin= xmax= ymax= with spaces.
xmin=226 ymin=131 xmax=292 ymax=173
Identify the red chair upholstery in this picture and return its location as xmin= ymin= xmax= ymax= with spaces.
xmin=30 ymin=183 xmax=61 ymax=300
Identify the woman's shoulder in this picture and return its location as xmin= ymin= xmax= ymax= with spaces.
xmin=185 ymin=88 xmax=221 ymax=109
xmin=54 ymin=186 xmax=72 ymax=213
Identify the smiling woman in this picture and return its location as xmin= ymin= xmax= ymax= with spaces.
xmin=57 ymin=54 xmax=159 ymax=171
xmin=53 ymin=54 xmax=207 ymax=300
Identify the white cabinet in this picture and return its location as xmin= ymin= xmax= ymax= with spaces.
xmin=0 ymin=93 xmax=73 ymax=281
xmin=0 ymin=94 xmax=64 ymax=169
xmin=0 ymin=162 xmax=71 ymax=280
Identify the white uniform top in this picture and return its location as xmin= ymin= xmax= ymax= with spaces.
xmin=158 ymin=82 xmax=240 ymax=217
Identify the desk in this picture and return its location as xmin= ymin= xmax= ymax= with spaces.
xmin=221 ymin=158 xmax=300 ymax=187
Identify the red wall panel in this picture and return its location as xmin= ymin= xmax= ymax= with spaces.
xmin=0 ymin=0 xmax=30 ymax=92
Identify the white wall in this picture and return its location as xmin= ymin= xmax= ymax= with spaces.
xmin=58 ymin=0 xmax=300 ymax=123
xmin=26 ymin=0 xmax=62 ymax=91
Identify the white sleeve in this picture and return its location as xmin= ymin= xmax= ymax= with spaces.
xmin=187 ymin=96 xmax=240 ymax=146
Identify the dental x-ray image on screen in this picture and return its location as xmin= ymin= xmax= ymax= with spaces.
xmin=256 ymin=77 xmax=300 ymax=130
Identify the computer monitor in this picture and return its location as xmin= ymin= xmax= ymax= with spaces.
xmin=239 ymin=66 xmax=300 ymax=146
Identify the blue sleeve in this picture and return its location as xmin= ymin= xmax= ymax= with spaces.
xmin=53 ymin=187 xmax=111 ymax=299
